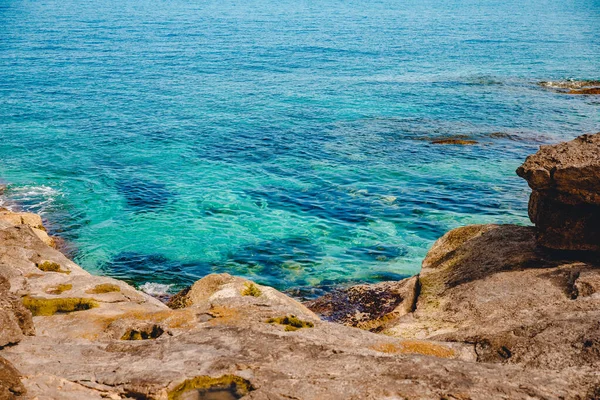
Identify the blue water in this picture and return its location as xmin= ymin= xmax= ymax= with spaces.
xmin=1 ymin=0 xmax=599 ymax=296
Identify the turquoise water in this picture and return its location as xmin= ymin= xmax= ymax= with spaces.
xmin=1 ymin=0 xmax=599 ymax=296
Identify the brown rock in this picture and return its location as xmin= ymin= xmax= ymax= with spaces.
xmin=517 ymin=132 xmax=600 ymax=251
xmin=0 ymin=276 xmax=34 ymax=348
xmin=305 ymin=277 xmax=418 ymax=332
xmin=0 ymin=356 xmax=25 ymax=399
xmin=389 ymin=224 xmax=600 ymax=371
xmin=431 ymin=138 xmax=478 ymax=145
xmin=569 ymin=87 xmax=600 ymax=95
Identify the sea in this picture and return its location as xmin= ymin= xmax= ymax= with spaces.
xmin=1 ymin=0 xmax=599 ymax=297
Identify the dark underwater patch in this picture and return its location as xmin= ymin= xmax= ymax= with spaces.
xmin=117 ymin=179 xmax=176 ymax=212
xmin=286 ymin=272 xmax=412 ymax=301
xmin=228 ymin=236 xmax=323 ymax=270
xmin=224 ymin=236 xmax=324 ymax=288
xmin=246 ymin=185 xmax=374 ymax=224
xmin=99 ymin=252 xmax=202 ymax=288
xmin=346 ymin=244 xmax=407 ymax=262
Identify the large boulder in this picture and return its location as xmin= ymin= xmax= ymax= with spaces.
xmin=392 ymin=224 xmax=600 ymax=371
xmin=516 ymin=133 xmax=600 ymax=251
xmin=310 ymin=224 xmax=600 ymax=372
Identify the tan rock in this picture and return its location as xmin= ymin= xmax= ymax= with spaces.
xmin=0 ymin=211 xmax=44 ymax=231
xmin=517 ymin=132 xmax=600 ymax=251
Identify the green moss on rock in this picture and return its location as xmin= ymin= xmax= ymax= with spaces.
xmin=37 ymin=261 xmax=70 ymax=274
xmin=166 ymin=286 xmax=191 ymax=309
xmin=22 ymin=296 xmax=98 ymax=316
xmin=121 ymin=325 xmax=164 ymax=340
xmin=267 ymin=315 xmax=314 ymax=331
xmin=86 ymin=283 xmax=121 ymax=294
xmin=168 ymin=375 xmax=253 ymax=400
xmin=241 ymin=282 xmax=262 ymax=297
xmin=46 ymin=283 xmax=73 ymax=295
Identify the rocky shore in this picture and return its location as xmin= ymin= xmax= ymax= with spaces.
xmin=2 ymin=133 xmax=600 ymax=399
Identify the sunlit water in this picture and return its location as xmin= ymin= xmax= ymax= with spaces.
xmin=1 ymin=0 xmax=599 ymax=297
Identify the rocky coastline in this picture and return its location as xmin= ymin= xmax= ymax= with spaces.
xmin=2 ymin=133 xmax=600 ymax=399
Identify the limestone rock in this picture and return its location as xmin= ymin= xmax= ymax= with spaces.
xmin=168 ymin=273 xmax=316 ymax=315
xmin=392 ymin=225 xmax=600 ymax=371
xmin=517 ymin=133 xmax=600 ymax=251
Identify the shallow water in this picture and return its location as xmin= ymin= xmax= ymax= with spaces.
xmin=0 ymin=0 xmax=599 ymax=296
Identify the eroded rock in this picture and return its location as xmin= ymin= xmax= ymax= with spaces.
xmin=0 ymin=276 xmax=34 ymax=348
xmin=517 ymin=132 xmax=600 ymax=251
xmin=391 ymin=225 xmax=600 ymax=371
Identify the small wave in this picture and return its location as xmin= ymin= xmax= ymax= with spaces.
xmin=139 ymin=282 xmax=174 ymax=297
xmin=4 ymin=185 xmax=62 ymax=215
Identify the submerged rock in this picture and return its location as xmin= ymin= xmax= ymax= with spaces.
xmin=430 ymin=138 xmax=478 ymax=145
xmin=568 ymin=87 xmax=600 ymax=95
xmin=539 ymin=79 xmax=600 ymax=91
xmin=517 ymin=132 xmax=600 ymax=251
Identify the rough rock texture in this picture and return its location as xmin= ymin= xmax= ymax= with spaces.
xmin=2 ymin=210 xmax=600 ymax=399
xmin=516 ymin=132 xmax=600 ymax=251
xmin=310 ymin=223 xmax=600 ymax=375
xmin=0 ymin=210 xmax=54 ymax=248
xmin=0 ymin=356 xmax=26 ymax=400
xmin=0 ymin=276 xmax=34 ymax=348
xmin=304 ymin=277 xmax=418 ymax=332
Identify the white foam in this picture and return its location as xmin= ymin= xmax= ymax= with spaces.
xmin=6 ymin=185 xmax=62 ymax=214
xmin=139 ymin=282 xmax=174 ymax=296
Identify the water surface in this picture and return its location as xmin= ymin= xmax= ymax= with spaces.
xmin=1 ymin=0 xmax=599 ymax=296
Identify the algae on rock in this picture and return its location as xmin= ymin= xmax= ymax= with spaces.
xmin=22 ymin=296 xmax=98 ymax=316
xmin=46 ymin=284 xmax=73 ymax=295
xmin=37 ymin=261 xmax=70 ymax=274
xmin=241 ymin=282 xmax=262 ymax=297
xmin=168 ymin=375 xmax=253 ymax=400
xmin=86 ymin=283 xmax=120 ymax=294
xmin=267 ymin=315 xmax=314 ymax=331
